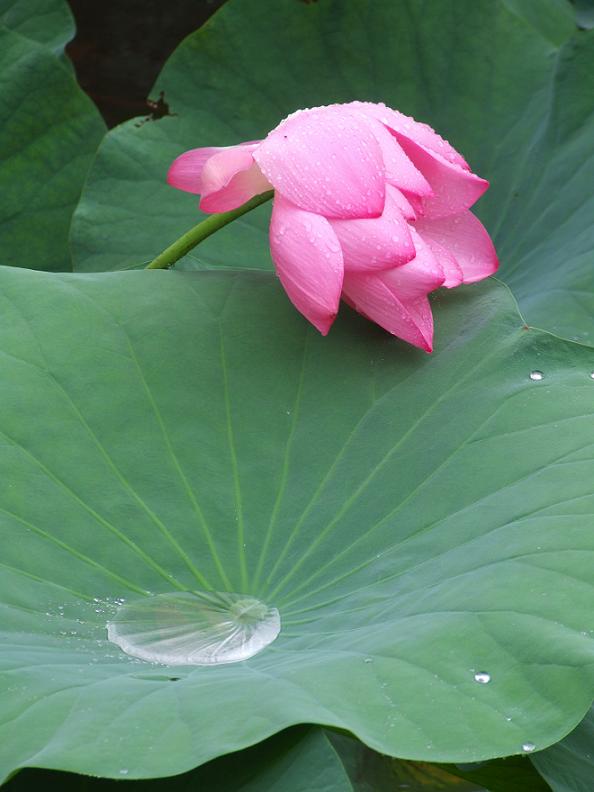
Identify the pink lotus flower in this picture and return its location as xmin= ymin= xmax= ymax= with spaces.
xmin=167 ymin=102 xmax=497 ymax=352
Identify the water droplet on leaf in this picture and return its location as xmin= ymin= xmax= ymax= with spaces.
xmin=473 ymin=671 xmax=491 ymax=684
xmin=107 ymin=591 xmax=280 ymax=666
xmin=529 ymin=370 xmax=544 ymax=381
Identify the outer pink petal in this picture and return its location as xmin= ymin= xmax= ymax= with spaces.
xmin=329 ymin=185 xmax=415 ymax=272
xmin=393 ymin=135 xmax=489 ymax=218
xmin=167 ymin=147 xmax=223 ymax=194
xmin=414 ymin=211 xmax=499 ymax=283
xmin=270 ymin=195 xmax=344 ymax=335
xmin=254 ymin=107 xmax=385 ymax=219
xmin=342 ymin=272 xmax=435 ymax=352
xmin=358 ymin=115 xmax=432 ymax=198
xmin=347 ymin=101 xmax=469 ymax=170
xmin=199 ymin=146 xmax=271 ymax=213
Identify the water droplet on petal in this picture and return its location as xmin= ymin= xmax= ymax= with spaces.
xmin=107 ymin=591 xmax=280 ymax=666
xmin=529 ymin=370 xmax=544 ymax=381
xmin=473 ymin=671 xmax=491 ymax=684
xmin=521 ymin=742 xmax=536 ymax=753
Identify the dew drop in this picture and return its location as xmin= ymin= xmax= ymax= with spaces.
xmin=107 ymin=591 xmax=280 ymax=666
xmin=589 ymin=371 xmax=594 ymax=380
xmin=473 ymin=671 xmax=491 ymax=684
xmin=364 ymin=657 xmax=373 ymax=664
xmin=521 ymin=742 xmax=536 ymax=753
xmin=119 ymin=769 xmax=129 ymax=776
xmin=529 ymin=370 xmax=544 ymax=381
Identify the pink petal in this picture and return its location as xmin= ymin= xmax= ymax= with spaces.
xmin=254 ymin=107 xmax=385 ymax=219
xmin=389 ymin=187 xmax=418 ymax=221
xmin=329 ymin=185 xmax=415 ymax=272
xmin=269 ymin=195 xmax=344 ymax=335
xmin=414 ymin=211 xmax=499 ymax=283
xmin=167 ymin=147 xmax=223 ymax=194
xmin=342 ymin=272 xmax=435 ymax=352
xmin=393 ymin=135 xmax=489 ymax=218
xmin=359 ymin=115 xmax=432 ymax=197
xmin=348 ymin=101 xmax=469 ymax=170
xmin=387 ymin=229 xmax=446 ymax=297
xmin=414 ymin=235 xmax=464 ymax=288
xmin=341 ymin=229 xmax=446 ymax=351
xmin=400 ymin=191 xmax=424 ymax=219
xmin=199 ymin=146 xmax=271 ymax=213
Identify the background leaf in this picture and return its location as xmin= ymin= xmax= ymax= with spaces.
xmin=572 ymin=0 xmax=594 ymax=29
xmin=0 ymin=25 xmax=106 ymax=272
xmin=0 ymin=0 xmax=73 ymax=53
xmin=69 ymin=0 xmax=593 ymax=345
xmin=501 ymin=0 xmax=575 ymax=45
xmin=442 ymin=757 xmax=551 ymax=791
xmin=531 ymin=705 xmax=594 ymax=791
xmin=0 ymin=267 xmax=593 ymax=782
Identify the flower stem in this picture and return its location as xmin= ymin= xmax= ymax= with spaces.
xmin=145 ymin=190 xmax=274 ymax=270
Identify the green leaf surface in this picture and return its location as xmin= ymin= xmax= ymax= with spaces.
xmin=531 ymin=705 xmax=594 ymax=791
xmin=5 ymin=726 xmax=487 ymax=791
xmin=502 ymin=0 xmax=575 ymax=45
xmin=0 ymin=27 xmax=106 ymax=272
xmin=0 ymin=268 xmax=593 ymax=782
xmin=0 ymin=0 xmax=74 ymax=52
xmin=5 ymin=728 xmax=357 ymax=791
xmin=69 ymin=0 xmax=594 ymax=345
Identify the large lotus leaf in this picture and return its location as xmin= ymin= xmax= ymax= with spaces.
xmin=0 ymin=0 xmax=73 ymax=52
xmin=0 ymin=26 xmax=106 ymax=272
xmin=5 ymin=728 xmax=364 ymax=791
xmin=1 ymin=267 xmax=593 ymax=781
xmin=530 ymin=705 xmax=594 ymax=791
xmin=5 ymin=727 xmax=487 ymax=791
xmin=69 ymin=0 xmax=594 ymax=345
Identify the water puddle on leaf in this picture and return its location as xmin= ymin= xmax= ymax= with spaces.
xmin=107 ymin=591 xmax=280 ymax=666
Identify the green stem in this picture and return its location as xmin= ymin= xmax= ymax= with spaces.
xmin=146 ymin=190 xmax=274 ymax=270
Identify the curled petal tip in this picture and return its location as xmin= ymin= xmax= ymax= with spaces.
xmin=167 ymin=147 xmax=222 ymax=194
